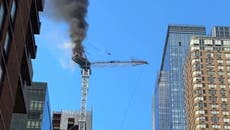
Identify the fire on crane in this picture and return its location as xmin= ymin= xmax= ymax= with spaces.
xmin=72 ymin=53 xmax=148 ymax=130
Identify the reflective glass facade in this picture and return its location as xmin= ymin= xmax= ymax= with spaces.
xmin=10 ymin=82 xmax=53 ymax=130
xmin=154 ymin=25 xmax=206 ymax=130
xmin=154 ymin=71 xmax=170 ymax=130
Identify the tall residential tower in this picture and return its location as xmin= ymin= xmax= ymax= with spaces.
xmin=0 ymin=0 xmax=44 ymax=129
xmin=185 ymin=36 xmax=230 ymax=130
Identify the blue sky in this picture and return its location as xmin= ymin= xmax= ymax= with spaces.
xmin=33 ymin=0 xmax=230 ymax=130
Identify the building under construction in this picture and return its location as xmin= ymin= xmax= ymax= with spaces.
xmin=52 ymin=110 xmax=92 ymax=130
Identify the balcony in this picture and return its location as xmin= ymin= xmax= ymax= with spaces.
xmin=26 ymin=22 xmax=37 ymax=59
xmin=20 ymin=46 xmax=33 ymax=85
xmin=36 ymin=0 xmax=45 ymax=11
xmin=30 ymin=0 xmax=41 ymax=34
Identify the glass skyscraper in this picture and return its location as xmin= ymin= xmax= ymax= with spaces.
xmin=154 ymin=25 xmax=206 ymax=130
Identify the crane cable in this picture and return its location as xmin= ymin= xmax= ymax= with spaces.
xmin=119 ymin=69 xmax=145 ymax=130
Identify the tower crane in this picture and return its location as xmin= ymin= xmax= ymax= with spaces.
xmin=72 ymin=53 xmax=148 ymax=130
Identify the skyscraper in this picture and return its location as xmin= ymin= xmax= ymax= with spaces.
xmin=52 ymin=110 xmax=92 ymax=130
xmin=184 ymin=36 xmax=230 ymax=130
xmin=0 ymin=0 xmax=44 ymax=129
xmin=10 ymin=82 xmax=53 ymax=130
xmin=212 ymin=26 xmax=230 ymax=38
xmin=154 ymin=25 xmax=206 ymax=130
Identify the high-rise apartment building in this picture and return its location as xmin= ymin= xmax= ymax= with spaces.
xmin=10 ymin=82 xmax=53 ymax=130
xmin=52 ymin=111 xmax=92 ymax=130
xmin=0 ymin=0 xmax=44 ymax=129
xmin=184 ymin=36 xmax=230 ymax=130
xmin=154 ymin=25 xmax=206 ymax=130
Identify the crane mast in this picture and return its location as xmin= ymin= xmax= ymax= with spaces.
xmin=72 ymin=54 xmax=147 ymax=130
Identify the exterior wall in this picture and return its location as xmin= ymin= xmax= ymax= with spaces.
xmin=154 ymin=25 xmax=206 ymax=130
xmin=212 ymin=26 xmax=230 ymax=38
xmin=10 ymin=82 xmax=52 ymax=130
xmin=53 ymin=111 xmax=92 ymax=130
xmin=41 ymin=88 xmax=53 ymax=130
xmin=0 ymin=0 xmax=44 ymax=129
xmin=185 ymin=37 xmax=230 ymax=130
xmin=154 ymin=71 xmax=170 ymax=130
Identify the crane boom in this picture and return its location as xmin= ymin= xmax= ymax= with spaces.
xmin=91 ymin=60 xmax=148 ymax=67
xmin=72 ymin=54 xmax=148 ymax=130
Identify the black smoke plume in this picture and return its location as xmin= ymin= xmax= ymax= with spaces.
xmin=49 ymin=0 xmax=89 ymax=57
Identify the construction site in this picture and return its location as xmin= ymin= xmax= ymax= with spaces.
xmin=48 ymin=0 xmax=148 ymax=130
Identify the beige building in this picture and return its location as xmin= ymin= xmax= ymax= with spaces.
xmin=184 ymin=37 xmax=230 ymax=130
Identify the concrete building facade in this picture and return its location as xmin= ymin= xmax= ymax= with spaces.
xmin=53 ymin=111 xmax=92 ymax=130
xmin=0 ymin=0 xmax=44 ymax=129
xmin=185 ymin=36 xmax=230 ymax=130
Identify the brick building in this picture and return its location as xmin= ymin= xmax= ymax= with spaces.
xmin=0 ymin=0 xmax=44 ymax=129
xmin=185 ymin=36 xmax=230 ymax=129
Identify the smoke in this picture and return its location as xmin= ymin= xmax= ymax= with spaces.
xmin=49 ymin=0 xmax=89 ymax=57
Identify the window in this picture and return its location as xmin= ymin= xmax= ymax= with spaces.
xmin=204 ymin=39 xmax=213 ymax=45
xmin=220 ymin=85 xmax=226 ymax=88
xmin=224 ymin=118 xmax=230 ymax=123
xmin=192 ymin=51 xmax=202 ymax=57
xmin=224 ymin=47 xmax=230 ymax=51
xmin=211 ymin=117 xmax=219 ymax=122
xmin=209 ymin=96 xmax=217 ymax=102
xmin=192 ymin=59 xmax=201 ymax=63
xmin=226 ymin=60 xmax=230 ymax=64
xmin=218 ymin=66 xmax=224 ymax=70
xmin=207 ymin=71 xmax=215 ymax=76
xmin=211 ymin=110 xmax=219 ymax=115
xmin=219 ymin=77 xmax=225 ymax=82
xmin=216 ymin=53 xmax=222 ymax=58
xmin=4 ymin=31 xmax=12 ymax=55
xmin=215 ymin=40 xmax=221 ymax=45
xmin=196 ymin=116 xmax=206 ymax=121
xmin=206 ymin=53 xmax=213 ymax=57
xmin=217 ymin=60 xmax=224 ymax=63
xmin=209 ymin=90 xmax=216 ymax=95
xmin=220 ymin=90 xmax=226 ymax=95
xmin=195 ymin=110 xmax=205 ymax=114
xmin=197 ymin=102 xmax=206 ymax=108
xmin=0 ymin=3 xmax=5 ymax=30
xmin=226 ymin=53 xmax=230 ymax=58
xmin=222 ymin=104 xmax=228 ymax=109
xmin=193 ymin=64 xmax=202 ymax=69
xmin=224 ymin=40 xmax=230 ymax=46
xmin=193 ymin=84 xmax=203 ymax=88
xmin=219 ymin=72 xmax=224 ymax=75
xmin=205 ymin=46 xmax=213 ymax=50
xmin=11 ymin=0 xmax=17 ymax=22
xmin=221 ymin=98 xmax=228 ymax=102
xmin=223 ymin=111 xmax=229 ymax=115
xmin=206 ymin=58 xmax=213 ymax=64
xmin=196 ymin=124 xmax=206 ymax=128
xmin=224 ymin=125 xmax=230 ymax=129
xmin=208 ymin=77 xmax=215 ymax=82
xmin=212 ymin=125 xmax=221 ymax=129
xmin=206 ymin=65 xmax=214 ymax=70
xmin=193 ymin=71 xmax=202 ymax=76
xmin=208 ymin=84 xmax=216 ymax=88
xmin=210 ymin=104 xmax=218 ymax=109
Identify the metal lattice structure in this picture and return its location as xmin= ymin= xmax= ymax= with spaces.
xmin=72 ymin=54 xmax=148 ymax=130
